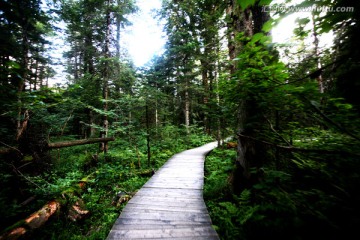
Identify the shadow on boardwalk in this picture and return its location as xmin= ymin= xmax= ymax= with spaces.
xmin=106 ymin=141 xmax=220 ymax=240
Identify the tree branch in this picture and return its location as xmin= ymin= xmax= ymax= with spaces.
xmin=263 ymin=114 xmax=291 ymax=146
xmin=237 ymin=133 xmax=359 ymax=156
xmin=0 ymin=141 xmax=23 ymax=155
xmin=308 ymin=100 xmax=360 ymax=142
xmin=274 ymin=58 xmax=343 ymax=87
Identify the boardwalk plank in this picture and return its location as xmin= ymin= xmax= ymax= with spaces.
xmin=135 ymin=188 xmax=204 ymax=199
xmin=129 ymin=196 xmax=207 ymax=205
xmin=107 ymin=227 xmax=218 ymax=239
xmin=142 ymin=183 xmax=203 ymax=190
xmin=106 ymin=142 xmax=219 ymax=239
xmin=118 ymin=211 xmax=212 ymax=222
xmin=111 ymin=223 xmax=208 ymax=230
xmin=123 ymin=204 xmax=206 ymax=213
xmin=113 ymin=218 xmax=207 ymax=226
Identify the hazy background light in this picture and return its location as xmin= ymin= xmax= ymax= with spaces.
xmin=122 ymin=0 xmax=166 ymax=67
xmin=48 ymin=0 xmax=334 ymax=85
xmin=271 ymin=0 xmax=334 ymax=47
xmin=123 ymin=0 xmax=333 ymax=67
xmin=272 ymin=13 xmax=334 ymax=48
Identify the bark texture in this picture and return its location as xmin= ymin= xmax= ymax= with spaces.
xmin=227 ymin=0 xmax=270 ymax=180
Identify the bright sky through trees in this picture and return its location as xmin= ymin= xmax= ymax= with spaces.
xmin=48 ymin=0 xmax=334 ymax=84
xmin=122 ymin=0 xmax=165 ymax=67
xmin=124 ymin=0 xmax=333 ymax=67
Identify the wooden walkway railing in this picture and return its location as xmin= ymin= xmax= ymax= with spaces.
xmin=106 ymin=141 xmax=220 ymax=239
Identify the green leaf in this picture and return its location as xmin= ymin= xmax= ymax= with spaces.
xmin=262 ymin=20 xmax=273 ymax=32
xmin=319 ymin=22 xmax=332 ymax=33
xmin=237 ymin=0 xmax=256 ymax=9
xmin=250 ymin=33 xmax=265 ymax=44
xmin=259 ymin=0 xmax=272 ymax=5
xmin=296 ymin=17 xmax=310 ymax=25
xmin=260 ymin=35 xmax=271 ymax=44
xmin=6 ymin=61 xmax=21 ymax=69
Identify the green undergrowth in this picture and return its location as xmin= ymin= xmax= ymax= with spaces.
xmin=204 ymin=141 xmax=360 ymax=240
xmin=0 ymin=126 xmax=213 ymax=239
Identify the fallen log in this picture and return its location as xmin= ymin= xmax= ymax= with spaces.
xmin=0 ymin=148 xmax=15 ymax=155
xmin=47 ymin=137 xmax=115 ymax=149
xmin=0 ymin=137 xmax=115 ymax=155
xmin=0 ymin=141 xmax=22 ymax=155
xmin=0 ymin=175 xmax=93 ymax=240
xmin=0 ymin=200 xmax=61 ymax=240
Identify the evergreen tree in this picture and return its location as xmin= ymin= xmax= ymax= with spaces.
xmin=59 ymin=0 xmax=137 ymax=142
xmin=0 ymin=0 xmax=52 ymax=143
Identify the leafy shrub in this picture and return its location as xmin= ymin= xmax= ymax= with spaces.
xmin=205 ymin=142 xmax=360 ymax=240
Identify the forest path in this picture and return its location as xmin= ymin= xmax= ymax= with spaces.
xmin=106 ymin=141 xmax=219 ymax=240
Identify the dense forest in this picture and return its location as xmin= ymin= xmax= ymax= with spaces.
xmin=1 ymin=0 xmax=359 ymax=239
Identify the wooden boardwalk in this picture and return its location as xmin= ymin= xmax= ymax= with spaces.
xmin=107 ymin=142 xmax=219 ymax=240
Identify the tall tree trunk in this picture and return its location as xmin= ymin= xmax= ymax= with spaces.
xmin=226 ymin=2 xmax=236 ymax=75
xmin=312 ymin=13 xmax=324 ymax=93
xmin=116 ymin=12 xmax=121 ymax=59
xmin=74 ymin=43 xmax=79 ymax=80
xmin=145 ymin=103 xmax=151 ymax=166
xmin=88 ymin=110 xmax=96 ymax=137
xmin=100 ymin=84 xmax=109 ymax=153
xmin=215 ymin=45 xmax=222 ymax=147
xmin=39 ymin=65 xmax=44 ymax=88
xmin=84 ymin=33 xmax=94 ymax=75
xmin=100 ymin=1 xmax=111 ymax=153
xmin=201 ymin=57 xmax=210 ymax=134
xmin=33 ymin=58 xmax=39 ymax=90
xmin=155 ymin=99 xmax=159 ymax=130
xmin=184 ymin=79 xmax=190 ymax=134
xmin=16 ymin=20 xmax=29 ymax=141
xmin=115 ymin=3 xmax=122 ymax=93
xmin=228 ymin=0 xmax=270 ymax=181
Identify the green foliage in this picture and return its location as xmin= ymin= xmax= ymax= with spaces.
xmin=0 ymin=162 xmax=23 ymax=224
xmin=237 ymin=0 xmax=257 ymax=10
xmin=220 ymin=33 xmax=289 ymax=134
xmin=204 ymin=148 xmax=235 ymax=201
xmin=205 ymin=138 xmax=360 ymax=239
xmin=211 ymin=14 xmax=360 ymax=239
xmin=208 ymin=4 xmax=360 ymax=237
xmin=235 ymin=0 xmax=273 ymax=10
xmin=0 ymin=124 xmax=213 ymax=239
xmin=259 ymin=0 xmax=273 ymax=5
